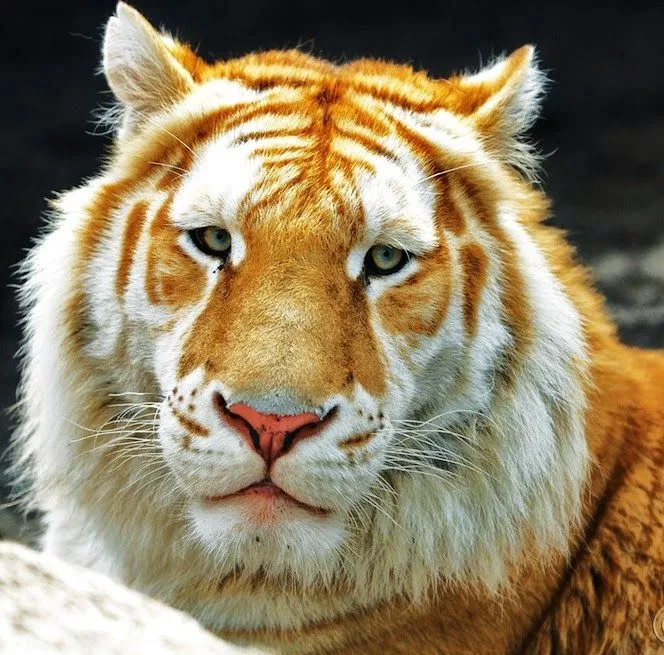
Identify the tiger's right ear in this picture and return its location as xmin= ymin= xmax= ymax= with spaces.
xmin=102 ymin=3 xmax=194 ymax=117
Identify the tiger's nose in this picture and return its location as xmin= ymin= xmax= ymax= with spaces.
xmin=214 ymin=394 xmax=332 ymax=465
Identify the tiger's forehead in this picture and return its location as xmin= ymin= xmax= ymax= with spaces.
xmin=170 ymin=84 xmax=439 ymax=253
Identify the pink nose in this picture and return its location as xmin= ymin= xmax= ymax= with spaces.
xmin=216 ymin=397 xmax=327 ymax=465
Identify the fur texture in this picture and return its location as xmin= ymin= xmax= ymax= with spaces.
xmin=13 ymin=3 xmax=663 ymax=652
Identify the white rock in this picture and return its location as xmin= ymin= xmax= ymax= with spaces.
xmin=0 ymin=541 xmax=264 ymax=655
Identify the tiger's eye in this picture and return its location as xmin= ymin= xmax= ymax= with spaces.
xmin=190 ymin=227 xmax=232 ymax=258
xmin=364 ymin=244 xmax=408 ymax=277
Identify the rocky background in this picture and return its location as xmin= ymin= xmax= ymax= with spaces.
xmin=1 ymin=0 xmax=662 ymax=540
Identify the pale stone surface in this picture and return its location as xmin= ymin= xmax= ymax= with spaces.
xmin=0 ymin=541 xmax=263 ymax=655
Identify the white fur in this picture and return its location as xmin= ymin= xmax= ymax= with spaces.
xmin=103 ymin=3 xmax=192 ymax=119
xmin=465 ymin=47 xmax=547 ymax=179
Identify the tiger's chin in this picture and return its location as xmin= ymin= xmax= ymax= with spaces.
xmin=187 ymin=489 xmax=348 ymax=581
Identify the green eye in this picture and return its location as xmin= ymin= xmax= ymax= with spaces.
xmin=364 ymin=244 xmax=408 ymax=277
xmin=190 ymin=227 xmax=232 ymax=258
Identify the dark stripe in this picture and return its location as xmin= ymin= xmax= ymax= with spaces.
xmin=116 ymin=201 xmax=148 ymax=298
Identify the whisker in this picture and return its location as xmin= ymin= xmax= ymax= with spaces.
xmin=396 ymin=427 xmax=482 ymax=448
xmin=108 ymin=391 xmax=163 ymax=398
xmin=119 ymin=461 xmax=171 ymax=497
xmin=126 ymin=106 xmax=196 ymax=157
xmin=412 ymin=161 xmax=489 ymax=189
xmin=393 ymin=408 xmax=492 ymax=427
xmin=127 ymin=468 xmax=174 ymax=500
xmin=104 ymin=402 xmax=162 ymax=410
xmin=70 ymin=424 xmax=157 ymax=445
xmin=384 ymin=453 xmax=492 ymax=480
xmin=148 ymin=160 xmax=189 ymax=174
xmin=381 ymin=463 xmax=461 ymax=483
xmin=362 ymin=490 xmax=412 ymax=539
xmin=104 ymin=451 xmax=163 ymax=477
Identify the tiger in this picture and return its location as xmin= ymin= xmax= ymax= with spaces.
xmin=13 ymin=2 xmax=663 ymax=653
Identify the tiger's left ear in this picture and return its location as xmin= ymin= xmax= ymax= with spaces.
xmin=102 ymin=3 xmax=195 ymax=119
xmin=450 ymin=46 xmax=546 ymax=176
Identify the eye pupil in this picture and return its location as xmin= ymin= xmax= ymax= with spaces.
xmin=376 ymin=246 xmax=395 ymax=264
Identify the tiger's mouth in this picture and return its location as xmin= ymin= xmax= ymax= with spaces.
xmin=202 ymin=479 xmax=330 ymax=517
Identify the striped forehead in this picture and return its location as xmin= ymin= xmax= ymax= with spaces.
xmin=170 ymin=92 xmax=439 ymax=253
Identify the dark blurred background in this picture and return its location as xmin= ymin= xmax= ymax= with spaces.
xmin=1 ymin=1 xmax=662 ymax=539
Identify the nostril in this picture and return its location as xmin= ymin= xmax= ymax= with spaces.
xmin=213 ymin=392 xmax=227 ymax=411
xmin=214 ymin=392 xmax=260 ymax=450
xmin=282 ymin=406 xmax=338 ymax=453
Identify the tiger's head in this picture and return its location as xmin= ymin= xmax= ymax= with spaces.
xmin=18 ymin=2 xmax=595 ymax=630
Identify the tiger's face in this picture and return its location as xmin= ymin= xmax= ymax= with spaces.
xmin=22 ymin=3 xmax=590 ymax=616
xmin=144 ymin=73 xmax=461 ymax=551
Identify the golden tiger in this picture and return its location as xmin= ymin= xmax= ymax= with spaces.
xmin=14 ymin=3 xmax=663 ymax=653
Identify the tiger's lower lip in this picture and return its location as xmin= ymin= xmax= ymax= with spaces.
xmin=202 ymin=481 xmax=330 ymax=516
